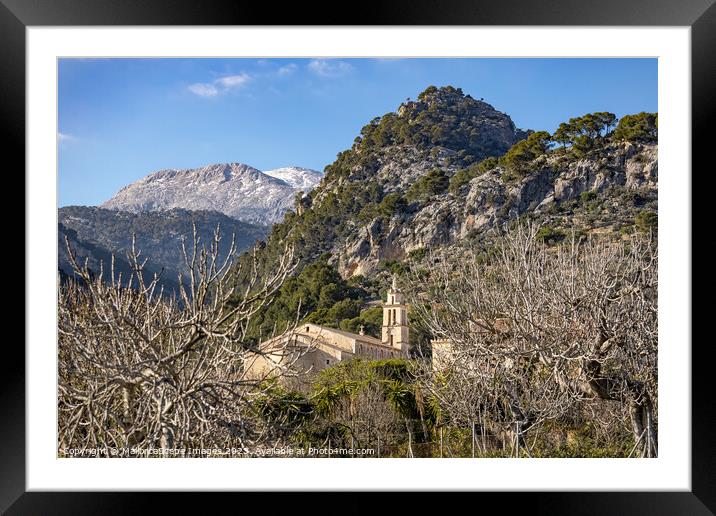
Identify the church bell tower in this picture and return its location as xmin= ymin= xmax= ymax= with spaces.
xmin=382 ymin=276 xmax=409 ymax=356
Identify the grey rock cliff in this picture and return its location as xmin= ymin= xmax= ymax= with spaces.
xmin=334 ymin=142 xmax=657 ymax=277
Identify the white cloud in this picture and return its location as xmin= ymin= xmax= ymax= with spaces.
xmin=57 ymin=132 xmax=75 ymax=143
xmin=307 ymin=60 xmax=353 ymax=78
xmin=188 ymin=73 xmax=252 ymax=98
xmin=215 ymin=73 xmax=251 ymax=88
xmin=277 ymin=63 xmax=297 ymax=76
xmin=188 ymin=82 xmax=219 ymax=97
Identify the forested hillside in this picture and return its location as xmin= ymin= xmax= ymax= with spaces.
xmin=59 ymin=206 xmax=267 ymax=289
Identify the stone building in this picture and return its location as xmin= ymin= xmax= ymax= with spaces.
xmin=430 ymin=318 xmax=511 ymax=371
xmin=245 ymin=278 xmax=410 ymax=380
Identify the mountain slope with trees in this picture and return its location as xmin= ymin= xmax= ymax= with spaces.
xmin=233 ymin=87 xmax=531 ymax=283
xmin=59 ymin=206 xmax=268 ymax=289
xmin=232 ymin=87 xmax=658 ymax=343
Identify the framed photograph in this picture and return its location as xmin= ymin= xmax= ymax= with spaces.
xmin=6 ymin=0 xmax=711 ymax=512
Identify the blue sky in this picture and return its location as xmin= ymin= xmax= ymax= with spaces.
xmin=58 ymin=58 xmax=657 ymax=207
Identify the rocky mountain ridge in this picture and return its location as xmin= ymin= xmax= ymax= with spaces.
xmin=335 ymin=141 xmax=657 ymax=277
xmin=102 ymin=163 xmax=323 ymax=225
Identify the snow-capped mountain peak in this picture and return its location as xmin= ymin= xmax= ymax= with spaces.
xmin=101 ymin=163 xmax=323 ymax=226
xmin=264 ymin=166 xmax=324 ymax=191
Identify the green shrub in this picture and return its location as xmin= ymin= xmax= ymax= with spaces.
xmin=379 ymin=193 xmax=407 ymax=218
xmin=357 ymin=202 xmax=380 ymax=223
xmin=449 ymin=168 xmax=475 ymax=193
xmin=535 ymin=226 xmax=566 ymax=245
xmin=407 ymin=168 xmax=449 ymax=201
xmin=619 ymin=224 xmax=635 ymax=236
xmin=379 ymin=259 xmax=408 ymax=276
xmin=408 ymin=247 xmax=427 ymax=262
xmin=448 ymin=156 xmax=498 ymax=193
xmin=579 ymin=190 xmax=597 ymax=204
xmin=499 ymin=131 xmax=551 ymax=178
xmin=635 ymin=209 xmax=658 ymax=233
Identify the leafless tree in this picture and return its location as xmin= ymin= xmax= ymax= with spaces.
xmin=58 ymin=225 xmax=313 ymax=457
xmin=322 ymin=383 xmax=401 ymax=453
xmin=409 ymin=224 xmax=657 ymax=457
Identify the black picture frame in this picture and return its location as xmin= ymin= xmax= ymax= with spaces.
xmin=5 ymin=0 xmax=710 ymax=513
